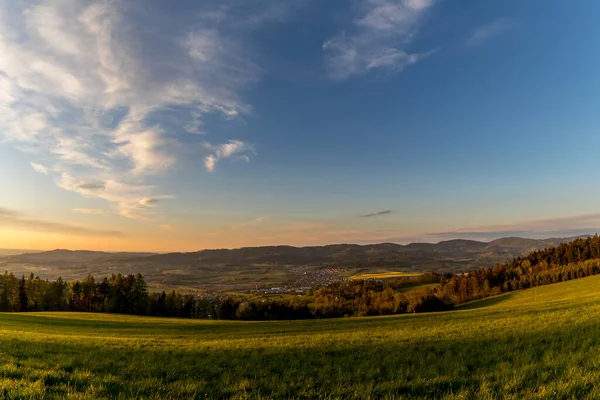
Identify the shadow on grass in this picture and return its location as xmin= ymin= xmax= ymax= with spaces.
xmin=0 ymin=314 xmax=599 ymax=399
xmin=456 ymin=292 xmax=518 ymax=310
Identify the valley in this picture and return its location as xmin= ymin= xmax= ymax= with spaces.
xmin=0 ymin=236 xmax=582 ymax=291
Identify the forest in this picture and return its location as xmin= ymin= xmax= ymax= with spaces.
xmin=438 ymin=235 xmax=600 ymax=304
xmin=2 ymin=236 xmax=600 ymax=320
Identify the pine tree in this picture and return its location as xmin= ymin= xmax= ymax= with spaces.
xmin=131 ymin=274 xmax=148 ymax=315
xmin=18 ymin=275 xmax=28 ymax=312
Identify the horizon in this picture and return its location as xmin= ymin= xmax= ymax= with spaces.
xmin=2 ymin=1 xmax=600 ymax=251
xmin=1 ymin=232 xmax=596 ymax=254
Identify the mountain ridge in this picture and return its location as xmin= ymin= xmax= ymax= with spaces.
xmin=0 ymin=236 xmax=590 ymax=290
xmin=2 ymin=236 xmax=587 ymax=266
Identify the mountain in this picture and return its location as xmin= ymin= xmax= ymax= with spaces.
xmin=2 ymin=249 xmax=156 ymax=264
xmin=133 ymin=239 xmax=490 ymax=268
xmin=0 ymin=236 xmax=587 ymax=290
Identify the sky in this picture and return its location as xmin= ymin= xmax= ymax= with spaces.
xmin=1 ymin=0 xmax=600 ymax=251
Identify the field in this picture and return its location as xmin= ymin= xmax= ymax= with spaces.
xmin=349 ymin=271 xmax=423 ymax=280
xmin=397 ymin=282 xmax=440 ymax=293
xmin=1 ymin=276 xmax=600 ymax=399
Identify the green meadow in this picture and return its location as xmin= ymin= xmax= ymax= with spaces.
xmin=1 ymin=275 xmax=600 ymax=399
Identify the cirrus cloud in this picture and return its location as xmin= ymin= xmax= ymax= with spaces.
xmin=467 ymin=18 xmax=514 ymax=47
xmin=72 ymin=208 xmax=111 ymax=215
xmin=0 ymin=0 xmax=267 ymax=219
xmin=360 ymin=210 xmax=394 ymax=218
xmin=203 ymin=140 xmax=254 ymax=172
xmin=323 ymin=0 xmax=438 ymax=80
xmin=30 ymin=162 xmax=48 ymax=175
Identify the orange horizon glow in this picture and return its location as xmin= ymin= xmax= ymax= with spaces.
xmin=0 ymin=227 xmax=415 ymax=253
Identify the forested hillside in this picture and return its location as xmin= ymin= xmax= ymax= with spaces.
xmin=438 ymin=235 xmax=600 ymax=304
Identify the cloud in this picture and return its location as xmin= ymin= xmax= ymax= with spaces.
xmin=361 ymin=210 xmax=394 ymax=218
xmin=0 ymin=207 xmax=123 ymax=237
xmin=323 ymin=0 xmax=437 ymax=79
xmin=204 ymin=140 xmax=253 ymax=172
xmin=424 ymin=213 xmax=600 ymax=242
xmin=204 ymin=155 xmax=217 ymax=172
xmin=139 ymin=196 xmax=175 ymax=207
xmin=425 ymin=230 xmax=597 ymax=243
xmin=243 ymin=0 xmax=310 ymax=27
xmin=157 ymin=224 xmax=175 ymax=231
xmin=30 ymin=162 xmax=48 ymax=175
xmin=467 ymin=18 xmax=514 ymax=47
xmin=72 ymin=208 xmax=111 ymax=215
xmin=443 ymin=214 xmax=600 ymax=234
xmin=57 ymin=173 xmax=165 ymax=219
xmin=0 ymin=0 xmax=270 ymax=218
xmin=237 ymin=217 xmax=265 ymax=228
xmin=348 ymin=213 xmax=600 ymax=245
xmin=76 ymin=182 xmax=105 ymax=191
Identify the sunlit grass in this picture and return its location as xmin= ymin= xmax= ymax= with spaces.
xmin=0 ymin=275 xmax=600 ymax=398
xmin=349 ymin=271 xmax=423 ymax=280
xmin=397 ymin=282 xmax=440 ymax=293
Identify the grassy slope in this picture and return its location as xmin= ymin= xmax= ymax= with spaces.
xmin=349 ymin=272 xmax=423 ymax=280
xmin=397 ymin=282 xmax=440 ymax=294
xmin=1 ymin=276 xmax=600 ymax=399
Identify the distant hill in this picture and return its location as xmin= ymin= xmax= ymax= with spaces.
xmin=133 ymin=239 xmax=490 ymax=268
xmin=128 ymin=237 xmax=583 ymax=269
xmin=0 ymin=249 xmax=41 ymax=257
xmin=0 ymin=236 xmax=587 ymax=290
xmin=2 ymin=249 xmax=156 ymax=264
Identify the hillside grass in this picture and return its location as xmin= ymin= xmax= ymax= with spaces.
xmin=1 ymin=276 xmax=600 ymax=398
xmin=349 ymin=271 xmax=423 ymax=280
xmin=396 ymin=282 xmax=440 ymax=293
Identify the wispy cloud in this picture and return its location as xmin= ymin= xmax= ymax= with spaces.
xmin=361 ymin=210 xmax=394 ymax=218
xmin=349 ymin=213 xmax=600 ymax=245
xmin=443 ymin=214 xmax=600 ymax=234
xmin=425 ymin=230 xmax=596 ymax=243
xmin=139 ymin=196 xmax=175 ymax=207
xmin=237 ymin=217 xmax=265 ymax=229
xmin=72 ymin=208 xmax=111 ymax=215
xmin=422 ymin=213 xmax=600 ymax=242
xmin=323 ymin=0 xmax=437 ymax=80
xmin=0 ymin=207 xmax=123 ymax=237
xmin=203 ymin=140 xmax=253 ymax=172
xmin=30 ymin=162 xmax=48 ymax=175
xmin=0 ymin=0 xmax=272 ymax=218
xmin=76 ymin=182 xmax=105 ymax=191
xmin=467 ymin=18 xmax=514 ymax=47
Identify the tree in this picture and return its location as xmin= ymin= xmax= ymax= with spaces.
xmin=131 ymin=274 xmax=148 ymax=315
xmin=69 ymin=281 xmax=83 ymax=311
xmin=18 ymin=275 xmax=28 ymax=312
xmin=81 ymin=275 xmax=96 ymax=312
xmin=97 ymin=278 xmax=110 ymax=312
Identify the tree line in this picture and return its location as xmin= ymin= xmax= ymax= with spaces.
xmin=436 ymin=235 xmax=600 ymax=304
xmin=2 ymin=236 xmax=600 ymax=319
xmin=0 ymin=271 xmax=447 ymax=319
xmin=0 ymin=273 xmax=150 ymax=314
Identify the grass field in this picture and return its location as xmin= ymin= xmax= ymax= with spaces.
xmin=1 ymin=276 xmax=600 ymax=398
xmin=396 ymin=282 xmax=440 ymax=293
xmin=349 ymin=271 xmax=423 ymax=280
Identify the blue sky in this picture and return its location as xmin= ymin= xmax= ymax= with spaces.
xmin=1 ymin=0 xmax=600 ymax=251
